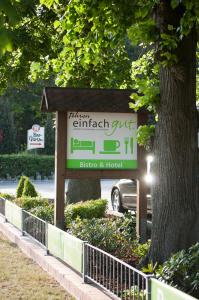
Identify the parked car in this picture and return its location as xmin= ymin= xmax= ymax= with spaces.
xmin=111 ymin=179 xmax=151 ymax=213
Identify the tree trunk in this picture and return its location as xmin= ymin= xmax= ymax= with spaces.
xmin=66 ymin=179 xmax=101 ymax=204
xmin=149 ymin=2 xmax=199 ymax=263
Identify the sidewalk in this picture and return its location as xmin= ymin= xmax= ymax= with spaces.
xmin=0 ymin=215 xmax=112 ymax=300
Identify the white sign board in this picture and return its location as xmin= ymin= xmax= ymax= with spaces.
xmin=27 ymin=124 xmax=45 ymax=150
xmin=67 ymin=112 xmax=137 ymax=170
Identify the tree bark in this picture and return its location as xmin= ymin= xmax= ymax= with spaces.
xmin=149 ymin=1 xmax=199 ymax=263
xmin=66 ymin=179 xmax=101 ymax=204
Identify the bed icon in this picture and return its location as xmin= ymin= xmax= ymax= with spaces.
xmin=70 ymin=138 xmax=95 ymax=154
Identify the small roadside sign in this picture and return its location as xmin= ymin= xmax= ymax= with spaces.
xmin=27 ymin=124 xmax=45 ymax=150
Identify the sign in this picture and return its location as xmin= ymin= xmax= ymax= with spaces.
xmin=41 ymin=88 xmax=148 ymax=238
xmin=27 ymin=124 xmax=45 ymax=150
xmin=67 ymin=112 xmax=137 ymax=169
xmin=151 ymin=279 xmax=197 ymax=300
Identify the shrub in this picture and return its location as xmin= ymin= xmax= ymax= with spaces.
xmin=65 ymin=199 xmax=107 ymax=226
xmin=22 ymin=178 xmax=38 ymax=197
xmin=30 ymin=205 xmax=54 ymax=224
xmin=14 ymin=197 xmax=49 ymax=210
xmin=13 ymin=195 xmax=53 ymax=223
xmin=0 ymin=154 xmax=54 ymax=179
xmin=0 ymin=193 xmax=15 ymax=201
xmin=156 ymin=243 xmax=199 ymax=298
xmin=132 ymin=240 xmax=151 ymax=260
xmin=16 ymin=176 xmax=27 ymax=197
xmin=68 ymin=214 xmax=137 ymax=262
xmin=122 ymin=287 xmax=146 ymax=300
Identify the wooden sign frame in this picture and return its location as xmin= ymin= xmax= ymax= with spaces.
xmin=41 ymin=87 xmax=149 ymax=241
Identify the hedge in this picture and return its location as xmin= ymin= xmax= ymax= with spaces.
xmin=14 ymin=196 xmax=49 ymax=210
xmin=0 ymin=154 xmax=54 ymax=179
xmin=65 ymin=199 xmax=107 ymax=227
xmin=0 ymin=193 xmax=15 ymax=200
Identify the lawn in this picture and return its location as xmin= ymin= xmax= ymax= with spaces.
xmin=0 ymin=232 xmax=75 ymax=300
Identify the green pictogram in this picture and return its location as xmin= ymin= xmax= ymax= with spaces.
xmin=124 ymin=137 xmax=134 ymax=154
xmin=70 ymin=138 xmax=95 ymax=154
xmin=124 ymin=137 xmax=128 ymax=154
xmin=130 ymin=137 xmax=134 ymax=153
xmin=99 ymin=140 xmax=120 ymax=154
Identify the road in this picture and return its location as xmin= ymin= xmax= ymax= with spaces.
xmin=0 ymin=179 xmax=118 ymax=209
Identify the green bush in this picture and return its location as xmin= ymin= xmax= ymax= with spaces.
xmin=132 ymin=240 xmax=151 ymax=260
xmin=0 ymin=193 xmax=15 ymax=201
xmin=14 ymin=196 xmax=49 ymax=210
xmin=68 ymin=214 xmax=137 ymax=260
xmin=122 ymin=287 xmax=146 ymax=300
xmin=157 ymin=243 xmax=199 ymax=298
xmin=30 ymin=205 xmax=54 ymax=224
xmin=13 ymin=195 xmax=54 ymax=223
xmin=16 ymin=176 xmax=27 ymax=197
xmin=22 ymin=178 xmax=38 ymax=197
xmin=65 ymin=199 xmax=107 ymax=226
xmin=0 ymin=154 xmax=54 ymax=179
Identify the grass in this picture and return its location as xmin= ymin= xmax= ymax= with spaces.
xmin=0 ymin=232 xmax=75 ymax=300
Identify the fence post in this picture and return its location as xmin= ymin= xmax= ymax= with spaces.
xmin=83 ymin=242 xmax=88 ymax=283
xmin=146 ymin=275 xmax=153 ymax=300
xmin=2 ymin=198 xmax=7 ymax=223
xmin=21 ymin=209 xmax=25 ymax=236
xmin=45 ymin=221 xmax=49 ymax=255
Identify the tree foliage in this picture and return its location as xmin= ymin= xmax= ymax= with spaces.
xmin=0 ymin=1 xmax=56 ymax=92
xmin=0 ymin=98 xmax=17 ymax=154
xmin=42 ymin=113 xmax=55 ymax=155
xmin=30 ymin=1 xmax=135 ymax=88
xmin=35 ymin=0 xmax=199 ymax=144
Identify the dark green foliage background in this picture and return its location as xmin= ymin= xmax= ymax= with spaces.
xmin=0 ymin=100 xmax=17 ymax=154
xmin=0 ymin=154 xmax=54 ymax=178
xmin=0 ymin=82 xmax=55 ymax=155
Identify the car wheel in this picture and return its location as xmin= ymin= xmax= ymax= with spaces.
xmin=111 ymin=188 xmax=126 ymax=213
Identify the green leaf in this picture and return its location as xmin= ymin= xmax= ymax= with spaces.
xmin=171 ymin=0 xmax=180 ymax=9
xmin=137 ymin=125 xmax=155 ymax=147
xmin=0 ymin=0 xmax=18 ymax=25
xmin=0 ymin=30 xmax=12 ymax=55
xmin=40 ymin=0 xmax=55 ymax=8
xmin=54 ymin=20 xmax=60 ymax=29
xmin=168 ymin=24 xmax=174 ymax=31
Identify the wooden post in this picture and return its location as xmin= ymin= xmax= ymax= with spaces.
xmin=55 ymin=111 xmax=67 ymax=229
xmin=136 ymin=113 xmax=148 ymax=242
